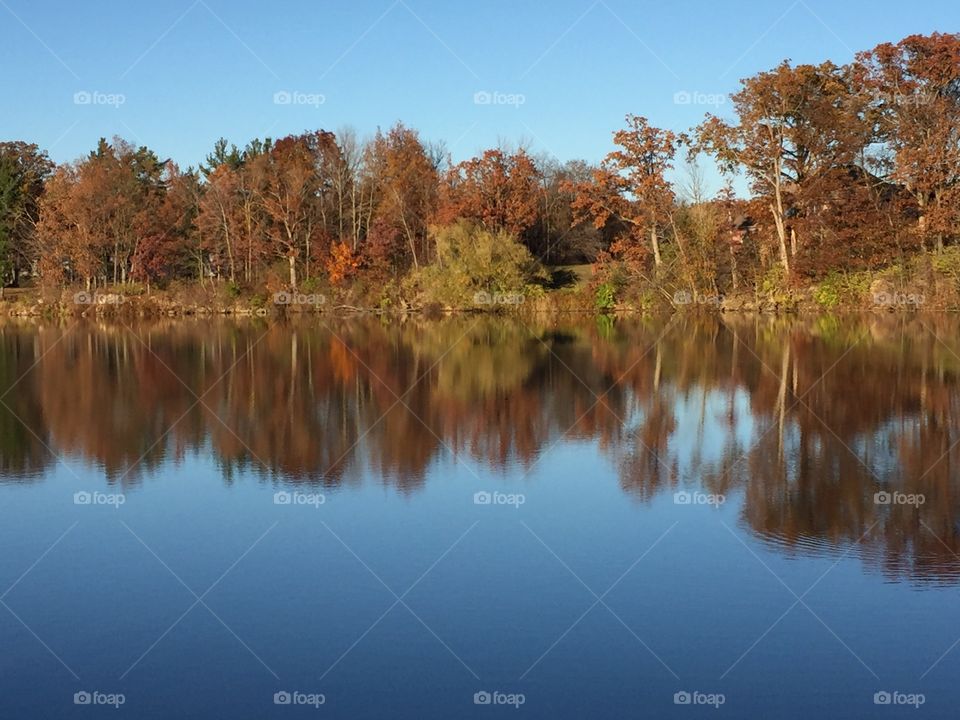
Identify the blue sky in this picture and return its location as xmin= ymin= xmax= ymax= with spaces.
xmin=1 ymin=0 xmax=955 ymax=188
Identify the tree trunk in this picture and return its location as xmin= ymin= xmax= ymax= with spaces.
xmin=730 ymin=245 xmax=739 ymax=293
xmin=650 ymin=225 xmax=662 ymax=267
xmin=288 ymin=254 xmax=297 ymax=288
xmin=769 ymin=201 xmax=790 ymax=276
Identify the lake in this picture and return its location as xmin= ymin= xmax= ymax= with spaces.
xmin=0 ymin=314 xmax=958 ymax=718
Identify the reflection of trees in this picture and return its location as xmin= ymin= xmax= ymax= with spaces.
xmin=0 ymin=323 xmax=55 ymax=479
xmin=585 ymin=314 xmax=960 ymax=584
xmin=2 ymin=313 xmax=960 ymax=583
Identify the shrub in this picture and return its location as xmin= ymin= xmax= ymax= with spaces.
xmin=813 ymin=271 xmax=871 ymax=309
xmin=595 ymin=282 xmax=617 ymax=311
xmin=406 ymin=221 xmax=548 ymax=308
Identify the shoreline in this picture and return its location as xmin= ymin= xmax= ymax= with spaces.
xmin=0 ymin=290 xmax=954 ymax=319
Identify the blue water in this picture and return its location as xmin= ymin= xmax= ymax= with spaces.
xmin=1 ymin=316 xmax=957 ymax=718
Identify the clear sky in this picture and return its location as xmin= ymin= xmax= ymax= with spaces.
xmin=1 ymin=0 xmax=955 ymax=182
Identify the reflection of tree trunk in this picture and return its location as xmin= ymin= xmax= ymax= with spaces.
xmin=289 ymin=332 xmax=298 ymax=409
xmin=777 ymin=341 xmax=790 ymax=459
xmin=653 ymin=341 xmax=662 ymax=391
xmin=730 ymin=327 xmax=738 ymax=381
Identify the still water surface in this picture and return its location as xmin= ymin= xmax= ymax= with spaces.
xmin=1 ymin=315 xmax=959 ymax=718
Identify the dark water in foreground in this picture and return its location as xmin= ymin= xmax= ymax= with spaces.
xmin=1 ymin=314 xmax=959 ymax=719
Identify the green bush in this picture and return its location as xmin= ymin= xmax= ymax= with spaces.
xmin=595 ymin=282 xmax=617 ymax=311
xmin=932 ymin=247 xmax=960 ymax=280
xmin=813 ymin=271 xmax=871 ymax=309
xmin=406 ymin=221 xmax=548 ymax=308
xmin=813 ymin=272 xmax=844 ymax=309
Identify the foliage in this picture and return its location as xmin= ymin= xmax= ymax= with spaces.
xmin=595 ymin=282 xmax=617 ymax=311
xmin=2 ymin=32 xmax=959 ymax=309
xmin=407 ymin=221 xmax=547 ymax=307
xmin=325 ymin=242 xmax=362 ymax=286
xmin=813 ymin=272 xmax=871 ymax=309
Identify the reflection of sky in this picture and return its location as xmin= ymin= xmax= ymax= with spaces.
xmin=617 ymin=386 xmax=758 ymax=484
xmin=4 ymin=402 xmax=960 ymax=718
xmin=669 ymin=387 xmax=757 ymax=482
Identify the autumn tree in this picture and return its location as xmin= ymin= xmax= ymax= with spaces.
xmin=571 ymin=115 xmax=679 ymax=271
xmin=131 ymin=164 xmax=198 ymax=287
xmin=437 ymin=148 xmax=540 ymax=239
xmin=198 ymin=163 xmax=241 ymax=282
xmin=855 ymin=33 xmax=960 ymax=252
xmin=258 ymin=132 xmax=338 ymax=288
xmin=36 ymin=138 xmax=173 ymax=288
xmin=365 ymin=123 xmax=438 ymax=269
xmin=0 ymin=142 xmax=53 ymax=285
xmin=696 ymin=62 xmax=866 ymax=276
xmin=528 ymin=156 xmax=604 ymax=265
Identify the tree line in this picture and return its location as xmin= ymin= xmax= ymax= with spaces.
xmin=0 ymin=32 xmax=957 ymax=303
